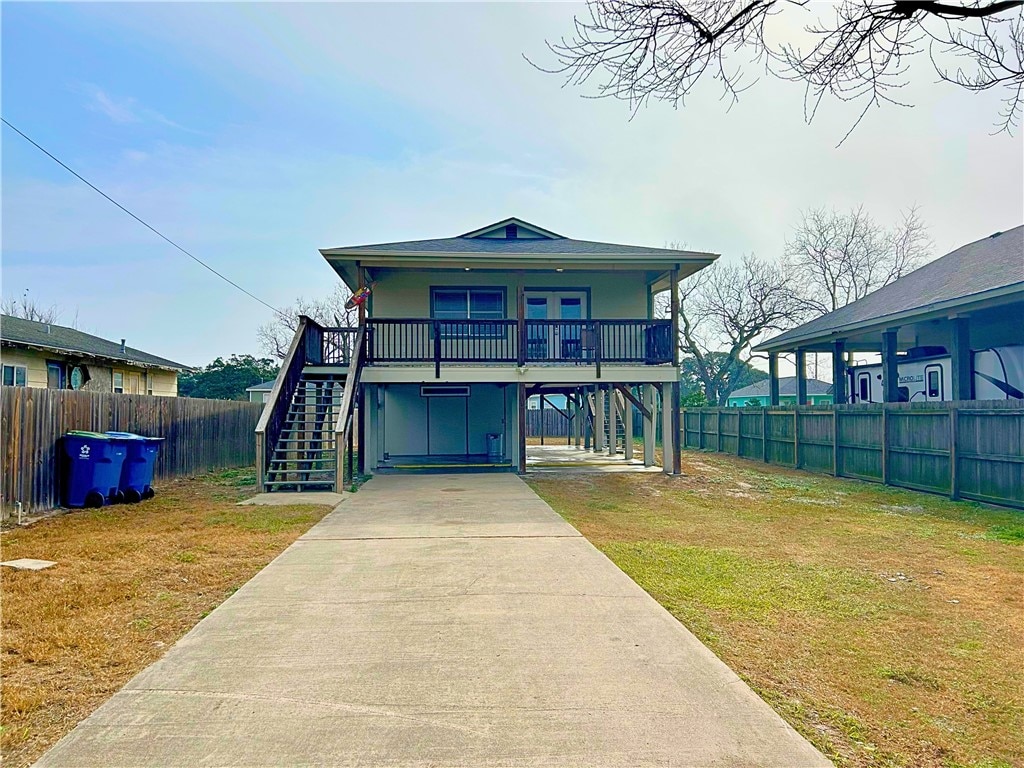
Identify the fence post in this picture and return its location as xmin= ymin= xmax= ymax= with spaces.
xmin=794 ymin=409 xmax=800 ymax=468
xmin=832 ymin=408 xmax=839 ymax=477
xmin=716 ymin=408 xmax=722 ymax=453
xmin=881 ymin=405 xmax=889 ymax=485
xmin=762 ymin=407 xmax=769 ymax=463
xmin=698 ymin=410 xmax=705 ymax=450
xmin=949 ymin=405 xmax=960 ymax=500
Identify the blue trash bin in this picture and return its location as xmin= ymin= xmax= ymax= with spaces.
xmin=63 ymin=431 xmax=128 ymax=508
xmin=105 ymin=432 xmax=163 ymax=503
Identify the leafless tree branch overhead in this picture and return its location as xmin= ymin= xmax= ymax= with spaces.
xmin=535 ymin=0 xmax=1024 ymax=134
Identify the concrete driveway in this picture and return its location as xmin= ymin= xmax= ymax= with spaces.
xmin=36 ymin=474 xmax=831 ymax=767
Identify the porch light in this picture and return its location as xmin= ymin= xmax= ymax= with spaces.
xmin=556 ymin=268 xmax=564 ymax=272
xmin=464 ymin=267 xmax=471 ymax=271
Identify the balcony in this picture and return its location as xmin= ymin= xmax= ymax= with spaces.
xmin=304 ymin=319 xmax=673 ymax=376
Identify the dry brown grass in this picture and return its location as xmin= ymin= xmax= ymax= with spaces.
xmin=528 ymin=452 xmax=1024 ymax=768
xmin=0 ymin=468 xmax=333 ymax=768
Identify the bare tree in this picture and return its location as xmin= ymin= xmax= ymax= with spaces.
xmin=661 ymin=255 xmax=805 ymax=404
xmin=536 ymin=0 xmax=1024 ymax=136
xmin=257 ymin=283 xmax=356 ymax=360
xmin=1 ymin=292 xmax=75 ymax=326
xmin=784 ymin=205 xmax=933 ymax=317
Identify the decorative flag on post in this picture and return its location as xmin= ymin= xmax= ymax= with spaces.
xmin=345 ymin=284 xmax=372 ymax=310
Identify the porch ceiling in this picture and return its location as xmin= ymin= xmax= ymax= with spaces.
xmin=325 ymin=261 xmax=707 ymax=293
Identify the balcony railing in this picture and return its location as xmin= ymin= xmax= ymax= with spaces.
xmin=310 ymin=318 xmax=672 ymax=376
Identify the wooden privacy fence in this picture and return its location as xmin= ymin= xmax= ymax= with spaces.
xmin=526 ymin=408 xmax=570 ymax=438
xmin=681 ymin=401 xmax=1024 ymax=510
xmin=2 ymin=386 xmax=264 ymax=517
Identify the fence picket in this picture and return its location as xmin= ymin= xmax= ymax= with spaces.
xmin=2 ymin=387 xmax=263 ymax=517
xmin=680 ymin=401 xmax=1023 ymax=510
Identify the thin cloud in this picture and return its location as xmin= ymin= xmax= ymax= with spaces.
xmin=79 ymin=83 xmax=201 ymax=134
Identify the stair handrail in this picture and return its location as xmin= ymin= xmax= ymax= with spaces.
xmin=334 ymin=324 xmax=367 ymax=491
xmin=256 ymin=315 xmax=320 ymax=489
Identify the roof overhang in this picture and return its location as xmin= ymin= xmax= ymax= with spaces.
xmin=755 ymin=282 xmax=1024 ymax=353
xmin=0 ymin=339 xmax=190 ymax=372
xmin=320 ymin=250 xmax=718 ymax=292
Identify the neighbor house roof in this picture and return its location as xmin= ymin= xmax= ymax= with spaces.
xmin=246 ymin=380 xmax=275 ymax=392
xmin=756 ymin=225 xmax=1024 ymax=352
xmin=320 ymin=217 xmax=719 ymax=291
xmin=1 ymin=315 xmax=190 ymax=371
xmin=729 ymin=377 xmax=833 ymax=400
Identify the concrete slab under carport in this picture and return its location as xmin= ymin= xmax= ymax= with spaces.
xmin=527 ymin=442 xmax=663 ymax=473
xmin=35 ymin=473 xmax=831 ymax=768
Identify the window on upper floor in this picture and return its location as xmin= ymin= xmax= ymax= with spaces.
xmin=431 ymin=288 xmax=506 ymax=337
xmin=2 ymin=364 xmax=27 ymax=387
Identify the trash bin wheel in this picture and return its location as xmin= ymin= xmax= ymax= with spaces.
xmin=124 ymin=488 xmax=143 ymax=504
xmin=142 ymin=487 xmax=155 ymax=500
xmin=84 ymin=490 xmax=105 ymax=508
xmin=112 ymin=489 xmax=125 ymax=504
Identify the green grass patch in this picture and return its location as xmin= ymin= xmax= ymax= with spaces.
xmin=602 ymin=541 xmax=886 ymax=629
xmin=204 ymin=505 xmax=322 ymax=534
xmin=983 ymin=523 xmax=1024 ymax=544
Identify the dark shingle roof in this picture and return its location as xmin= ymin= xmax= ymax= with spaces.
xmin=1 ymin=315 xmax=189 ymax=371
xmin=324 ymin=236 xmax=709 ymax=258
xmin=729 ymin=377 xmax=833 ymax=399
xmin=758 ymin=225 xmax=1024 ymax=351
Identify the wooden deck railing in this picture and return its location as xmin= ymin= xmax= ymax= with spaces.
xmin=359 ymin=318 xmax=672 ymax=376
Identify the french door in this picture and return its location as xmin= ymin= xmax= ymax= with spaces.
xmin=525 ymin=292 xmax=587 ymax=361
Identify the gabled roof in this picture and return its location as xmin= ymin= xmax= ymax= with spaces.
xmin=320 ymin=217 xmax=717 ymax=262
xmin=729 ymin=377 xmax=833 ymax=399
xmin=246 ymin=380 xmax=276 ymax=392
xmin=1 ymin=315 xmax=190 ymax=371
xmin=459 ymin=217 xmax=564 ymax=239
xmin=757 ymin=225 xmax=1024 ymax=352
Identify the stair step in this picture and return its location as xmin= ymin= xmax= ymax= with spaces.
xmin=269 ymin=468 xmax=334 ymax=474
xmin=272 ymin=457 xmax=335 ymax=462
xmin=265 ymin=480 xmax=336 ymax=489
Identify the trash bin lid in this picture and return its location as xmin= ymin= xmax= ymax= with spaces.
xmin=66 ymin=430 xmax=111 ymax=440
xmin=105 ymin=431 xmax=146 ymax=440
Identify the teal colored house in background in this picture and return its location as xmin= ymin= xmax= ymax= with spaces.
xmin=726 ymin=377 xmax=833 ymax=407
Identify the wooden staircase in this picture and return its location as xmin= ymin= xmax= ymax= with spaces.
xmin=264 ymin=372 xmax=346 ymax=491
xmin=600 ymin=393 xmax=627 ymax=453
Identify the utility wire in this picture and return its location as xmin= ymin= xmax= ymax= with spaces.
xmin=1 ymin=117 xmax=288 ymax=319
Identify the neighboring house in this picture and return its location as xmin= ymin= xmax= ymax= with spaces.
xmin=725 ymin=377 xmax=833 ymax=407
xmin=527 ymin=393 xmax=567 ymax=411
xmin=256 ymin=217 xmax=719 ymax=491
xmin=756 ymin=226 xmax=1024 ymax=404
xmin=246 ymin=380 xmax=275 ymax=404
xmin=0 ymin=315 xmax=188 ymax=396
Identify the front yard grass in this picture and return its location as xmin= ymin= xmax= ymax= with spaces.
xmin=528 ymin=452 xmax=1024 ymax=768
xmin=0 ymin=468 xmax=334 ymax=768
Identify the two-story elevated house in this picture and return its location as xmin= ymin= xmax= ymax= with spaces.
xmin=255 ymin=218 xmax=718 ymax=492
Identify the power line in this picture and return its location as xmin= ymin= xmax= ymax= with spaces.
xmin=1 ymin=117 xmax=288 ymax=319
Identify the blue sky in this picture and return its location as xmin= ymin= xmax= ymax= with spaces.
xmin=3 ymin=2 xmax=1022 ymax=367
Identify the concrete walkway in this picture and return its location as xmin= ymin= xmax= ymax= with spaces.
xmin=36 ymin=475 xmax=831 ymax=768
